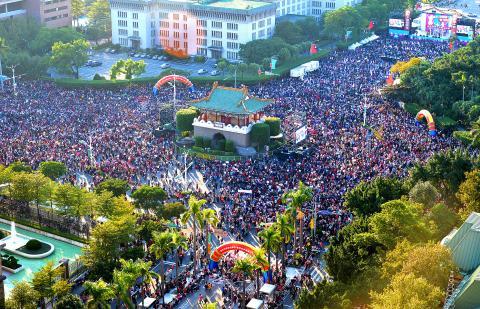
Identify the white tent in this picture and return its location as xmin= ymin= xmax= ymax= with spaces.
xmin=138 ymin=297 xmax=156 ymax=308
xmin=260 ymin=283 xmax=276 ymax=295
xmin=246 ymin=298 xmax=264 ymax=309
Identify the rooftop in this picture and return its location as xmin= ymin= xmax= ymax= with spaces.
xmin=191 ymin=82 xmax=272 ymax=115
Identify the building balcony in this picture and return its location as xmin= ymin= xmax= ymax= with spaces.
xmin=0 ymin=8 xmax=25 ymax=19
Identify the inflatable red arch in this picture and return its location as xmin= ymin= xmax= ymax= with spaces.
xmin=152 ymin=74 xmax=193 ymax=95
xmin=209 ymin=241 xmax=269 ymax=271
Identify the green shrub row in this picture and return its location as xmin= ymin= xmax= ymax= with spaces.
xmin=453 ymin=131 xmax=479 ymax=148
xmin=0 ymin=214 xmax=86 ymax=243
xmin=194 ymin=136 xmax=236 ymax=153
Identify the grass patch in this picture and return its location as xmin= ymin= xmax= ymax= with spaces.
xmin=404 ymin=103 xmax=422 ymax=116
xmin=0 ymin=214 xmax=86 ymax=244
xmin=436 ymin=116 xmax=457 ymax=129
xmin=453 ymin=131 xmax=479 ymax=148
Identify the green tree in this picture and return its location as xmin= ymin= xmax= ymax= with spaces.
xmin=296 ymin=17 xmax=321 ymax=41
xmin=160 ymin=201 xmax=186 ymax=220
xmin=258 ymin=225 xmax=281 ymax=274
xmin=274 ymin=21 xmax=304 ymax=45
xmin=239 ymin=37 xmax=291 ymax=64
xmin=55 ymin=294 xmax=84 ymax=309
xmin=82 ymin=208 xmax=136 ymax=281
xmin=72 ymin=0 xmax=85 ymax=27
xmin=53 ymin=183 xmax=87 ymax=217
xmin=217 ymin=60 xmax=228 ymax=76
xmin=232 ymin=258 xmax=256 ymax=309
xmin=428 ymin=203 xmax=458 ymax=239
xmin=175 ymin=108 xmax=197 ymax=132
xmin=199 ymin=208 xmax=219 ymax=259
xmin=87 ymin=0 xmax=111 ymax=40
xmin=5 ymin=281 xmax=39 ymax=309
xmin=38 ymin=161 xmax=67 ymax=180
xmin=135 ymin=260 xmax=158 ymax=309
xmin=31 ymin=261 xmax=64 ymax=308
xmin=381 ymin=241 xmax=457 ymax=290
xmin=283 ymin=181 xmax=313 ymax=251
xmin=149 ymin=231 xmax=174 ymax=304
xmin=408 ymin=181 xmax=440 ymax=209
xmin=95 ymin=178 xmax=129 ymax=197
xmin=344 ymin=177 xmax=408 ymax=217
xmin=83 ymin=279 xmax=115 ymax=309
xmin=7 ymin=161 xmax=32 ymax=173
xmin=457 ymin=169 xmax=480 ymax=215
xmin=180 ymin=196 xmax=206 ymax=275
xmin=170 ymin=230 xmax=188 ymax=279
xmin=109 ymin=59 xmax=146 ymax=80
xmin=323 ymin=6 xmax=366 ymax=40
xmin=325 ymin=218 xmax=384 ymax=283
xmin=295 ymin=280 xmax=351 ymax=309
xmin=409 ymin=150 xmax=474 ymax=204
xmin=10 ymin=172 xmax=52 ymax=225
xmin=250 ymin=248 xmax=268 ymax=297
xmin=131 ymin=185 xmax=167 ymax=211
xmin=278 ymin=47 xmax=291 ymax=63
xmin=274 ymin=212 xmax=294 ymax=272
xmin=370 ymin=273 xmax=443 ymax=309
xmin=369 ymin=200 xmax=431 ymax=249
xmin=50 ymin=39 xmax=90 ymax=79
xmin=238 ymin=63 xmax=248 ymax=79
xmin=250 ymin=123 xmax=270 ymax=149
xmin=112 ymin=267 xmax=135 ymax=309
xmin=136 ymin=219 xmax=165 ymax=242
xmin=30 ymin=28 xmax=84 ymax=55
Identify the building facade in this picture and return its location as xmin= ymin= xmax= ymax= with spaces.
xmin=110 ymin=0 xmax=276 ymax=60
xmin=0 ymin=0 xmax=71 ymax=28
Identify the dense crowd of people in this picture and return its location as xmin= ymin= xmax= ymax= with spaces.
xmin=0 ymin=35 xmax=458 ymax=307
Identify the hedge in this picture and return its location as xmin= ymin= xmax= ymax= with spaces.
xmin=404 ymin=103 xmax=422 ymax=116
xmin=265 ymin=117 xmax=281 ymax=136
xmin=225 ymin=140 xmax=235 ymax=153
xmin=0 ymin=214 xmax=86 ymax=243
xmin=176 ymin=109 xmax=197 ymax=132
xmin=194 ymin=136 xmax=203 ymax=147
xmin=216 ymin=139 xmax=226 ymax=151
xmin=251 ymin=123 xmax=270 ymax=147
xmin=203 ymin=138 xmax=211 ymax=149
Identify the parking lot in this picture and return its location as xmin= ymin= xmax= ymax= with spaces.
xmin=60 ymin=50 xmax=218 ymax=80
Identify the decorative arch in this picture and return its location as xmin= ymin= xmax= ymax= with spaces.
xmin=209 ymin=241 xmax=269 ymax=271
xmin=416 ymin=109 xmax=436 ymax=136
xmin=152 ymin=75 xmax=194 ymax=95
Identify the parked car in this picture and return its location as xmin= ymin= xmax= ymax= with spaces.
xmin=146 ymin=54 xmax=153 ymax=59
xmin=85 ymin=60 xmax=102 ymax=67
xmin=129 ymin=52 xmax=136 ymax=57
xmin=134 ymin=53 xmax=140 ymax=57
xmin=140 ymin=54 xmax=146 ymax=58
xmin=210 ymin=70 xmax=220 ymax=76
xmin=161 ymin=63 xmax=170 ymax=69
xmin=110 ymin=49 xmax=117 ymax=54
xmin=152 ymin=55 xmax=158 ymax=60
xmin=197 ymin=69 xmax=208 ymax=74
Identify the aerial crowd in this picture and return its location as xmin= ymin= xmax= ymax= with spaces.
xmin=0 ymin=36 xmax=458 ymax=293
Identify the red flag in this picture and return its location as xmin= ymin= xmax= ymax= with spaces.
xmin=309 ymin=43 xmax=318 ymax=55
xmin=449 ymin=41 xmax=454 ymax=51
xmin=257 ymin=68 xmax=262 ymax=75
xmin=386 ymin=74 xmax=394 ymax=86
xmin=368 ymin=20 xmax=374 ymax=30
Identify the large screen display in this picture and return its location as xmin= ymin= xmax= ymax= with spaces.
xmin=425 ymin=13 xmax=451 ymax=32
xmin=457 ymin=24 xmax=473 ymax=36
xmin=389 ymin=19 xmax=405 ymax=28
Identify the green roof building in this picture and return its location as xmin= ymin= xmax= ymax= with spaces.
xmin=442 ymin=212 xmax=480 ymax=309
xmin=190 ymin=82 xmax=273 ymax=148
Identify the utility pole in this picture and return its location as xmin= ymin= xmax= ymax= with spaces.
xmin=363 ymin=93 xmax=368 ymax=127
xmin=8 ymin=65 xmax=17 ymax=96
xmin=0 ymin=243 xmax=6 ymax=309
xmin=172 ymin=73 xmax=177 ymax=123
xmin=234 ymin=67 xmax=237 ymax=88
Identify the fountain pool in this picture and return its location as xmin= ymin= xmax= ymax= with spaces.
xmin=0 ymin=222 xmax=82 ymax=295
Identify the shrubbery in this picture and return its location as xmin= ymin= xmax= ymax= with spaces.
xmin=194 ymin=136 xmax=203 ymax=147
xmin=265 ymin=117 xmax=281 ymax=136
xmin=225 ymin=140 xmax=235 ymax=153
xmin=251 ymin=123 xmax=270 ymax=148
xmin=176 ymin=109 xmax=197 ymax=132
xmin=1 ymin=254 xmax=21 ymax=269
xmin=25 ymin=239 xmax=42 ymax=251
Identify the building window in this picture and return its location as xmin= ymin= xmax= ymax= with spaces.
xmin=117 ymin=11 xmax=127 ymax=18
xmin=196 ymin=29 xmax=207 ymax=36
xmin=212 ymin=40 xmax=222 ymax=47
xmin=183 ymin=33 xmax=188 ymax=39
xmin=252 ymin=32 xmax=256 ymax=40
xmin=212 ymin=21 xmax=222 ymax=28
xmin=197 ymin=47 xmax=207 ymax=56
xmin=118 ymin=20 xmax=127 ymax=27
xmin=159 ymin=12 xmax=168 ymax=19
xmin=183 ymin=15 xmax=187 ymax=21
xmin=173 ymin=13 xmax=179 ymax=20
xmin=119 ymin=29 xmax=128 ymax=35
xmin=227 ymin=42 xmax=239 ymax=49
xmin=174 ymin=32 xmax=180 ymax=38
xmin=160 ymin=30 xmax=169 ymax=37
xmin=184 ymin=42 xmax=188 ymax=49
xmin=173 ymin=22 xmax=179 ymax=29
xmin=133 ymin=21 xmax=138 ymax=28
xmin=197 ymin=20 xmax=207 ymax=27
xmin=183 ymin=24 xmax=187 ymax=30
xmin=259 ymin=20 xmax=265 ymax=28
xmin=252 ymin=23 xmax=256 ymax=30
xmin=119 ymin=38 xmax=128 ymax=46
xmin=133 ymin=12 xmax=138 ymax=19
xmin=212 ymin=30 xmax=222 ymax=38
xmin=227 ymin=32 xmax=238 ymax=40
xmin=227 ymin=23 xmax=238 ymax=30
xmin=196 ymin=38 xmax=207 ymax=46
xmin=267 ymin=18 xmax=271 ymax=26
xmin=133 ymin=30 xmax=139 ymax=37
xmin=174 ymin=41 xmax=180 ymax=48
xmin=259 ymin=29 xmax=265 ymax=38
xmin=227 ymin=51 xmax=238 ymax=60
xmin=160 ymin=21 xmax=169 ymax=28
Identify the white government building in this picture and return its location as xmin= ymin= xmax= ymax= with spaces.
xmin=109 ymin=0 xmax=360 ymax=60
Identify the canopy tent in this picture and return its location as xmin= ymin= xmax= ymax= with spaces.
xmin=137 ymin=297 xmax=156 ymax=308
xmin=246 ymin=298 xmax=264 ymax=309
xmin=260 ymin=283 xmax=276 ymax=295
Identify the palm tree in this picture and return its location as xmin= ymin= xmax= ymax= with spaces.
xmin=112 ymin=269 xmax=135 ymax=309
xmin=0 ymin=37 xmax=7 ymax=92
xmin=275 ymin=212 xmax=294 ymax=272
xmin=83 ymin=279 xmax=115 ymax=309
xmin=180 ymin=195 xmax=207 ymax=275
xmin=232 ymin=258 xmax=256 ymax=309
xmin=250 ymin=247 xmax=268 ymax=297
xmin=149 ymin=231 xmax=174 ymax=305
xmin=199 ymin=208 xmax=219 ymax=259
xmin=135 ymin=260 xmax=158 ymax=309
xmin=258 ymin=225 xmax=281 ymax=274
xmin=170 ymin=230 xmax=188 ymax=279
xmin=283 ymin=181 xmax=313 ymax=252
